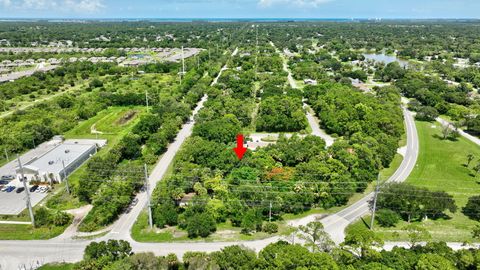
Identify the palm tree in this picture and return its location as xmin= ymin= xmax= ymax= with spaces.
xmin=467 ymin=154 xmax=475 ymax=167
xmin=474 ymin=162 xmax=480 ymax=176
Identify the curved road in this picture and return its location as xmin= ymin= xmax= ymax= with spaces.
xmin=319 ymin=107 xmax=418 ymax=243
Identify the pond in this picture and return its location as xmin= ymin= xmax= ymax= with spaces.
xmin=363 ymin=53 xmax=409 ymax=67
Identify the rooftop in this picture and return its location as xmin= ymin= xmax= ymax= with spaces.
xmin=22 ymin=139 xmax=106 ymax=174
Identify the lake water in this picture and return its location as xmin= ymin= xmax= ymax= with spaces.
xmin=363 ymin=53 xmax=409 ymax=67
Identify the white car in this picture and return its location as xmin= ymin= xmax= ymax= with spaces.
xmin=37 ymin=186 xmax=49 ymax=193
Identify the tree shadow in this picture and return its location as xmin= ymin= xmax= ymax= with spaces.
xmin=360 ymin=216 xmax=371 ymax=229
xmin=432 ymin=134 xmax=458 ymax=141
xmin=428 ymin=213 xmax=452 ymax=221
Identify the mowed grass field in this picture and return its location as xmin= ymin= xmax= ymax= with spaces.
xmin=47 ymin=106 xmax=145 ymax=211
xmin=348 ymin=121 xmax=480 ymax=242
xmin=0 ymin=224 xmax=69 ymax=240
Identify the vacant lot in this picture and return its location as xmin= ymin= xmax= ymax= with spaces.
xmin=348 ymin=121 xmax=480 ymax=242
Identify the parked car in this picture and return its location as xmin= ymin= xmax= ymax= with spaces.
xmin=16 ymin=187 xmax=25 ymax=193
xmin=39 ymin=186 xmax=49 ymax=193
xmin=1 ymin=175 xmax=15 ymax=181
xmin=29 ymin=185 xmax=39 ymax=192
xmin=5 ymin=186 xmax=15 ymax=192
xmin=131 ymin=198 xmax=139 ymax=206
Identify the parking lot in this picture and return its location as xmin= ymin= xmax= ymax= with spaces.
xmin=0 ymin=139 xmax=60 ymax=215
xmin=0 ymin=179 xmax=48 ymax=215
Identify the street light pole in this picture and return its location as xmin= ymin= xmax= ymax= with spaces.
xmin=370 ymin=174 xmax=381 ymax=230
xmin=269 ymin=201 xmax=272 ymax=222
xmin=4 ymin=148 xmax=9 ymax=162
xmin=17 ymin=155 xmax=35 ymax=227
xmin=144 ymin=164 xmax=153 ymax=229
xmin=145 ymin=90 xmax=149 ymax=113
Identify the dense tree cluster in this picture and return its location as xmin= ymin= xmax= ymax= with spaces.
xmin=305 ymin=82 xmax=404 ymax=168
xmin=374 ymin=183 xmax=457 ymax=224
xmin=256 ymin=96 xmax=308 ymax=132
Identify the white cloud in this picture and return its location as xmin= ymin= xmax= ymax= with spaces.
xmin=2 ymin=0 xmax=105 ymax=13
xmin=0 ymin=0 xmax=12 ymax=7
xmin=63 ymin=0 xmax=105 ymax=13
xmin=258 ymin=0 xmax=332 ymax=8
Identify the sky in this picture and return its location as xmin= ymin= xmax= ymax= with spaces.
xmin=0 ymin=0 xmax=479 ymax=19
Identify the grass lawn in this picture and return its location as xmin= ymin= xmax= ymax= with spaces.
xmin=347 ymin=121 xmax=480 ymax=242
xmin=0 ymin=223 xmax=69 ymax=240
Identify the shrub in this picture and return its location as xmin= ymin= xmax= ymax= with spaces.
xmin=376 ymin=209 xmax=400 ymax=227
xmin=463 ymin=196 xmax=480 ymax=221
xmin=34 ymin=207 xmax=72 ymax=228
xmin=263 ymin=222 xmax=279 ymax=234
xmin=34 ymin=207 xmax=51 ymax=227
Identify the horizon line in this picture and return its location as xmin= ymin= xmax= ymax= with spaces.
xmin=0 ymin=17 xmax=480 ymax=20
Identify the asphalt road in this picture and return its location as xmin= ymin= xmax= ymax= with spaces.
xmin=303 ymin=103 xmax=335 ymax=147
xmin=320 ymin=107 xmax=419 ymax=243
xmin=0 ymin=65 xmax=57 ymax=83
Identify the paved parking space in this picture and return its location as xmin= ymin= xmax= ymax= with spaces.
xmin=0 ymin=178 xmax=48 ymax=215
xmin=0 ymin=185 xmax=47 ymax=215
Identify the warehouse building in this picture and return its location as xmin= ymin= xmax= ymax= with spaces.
xmin=16 ymin=139 xmax=107 ymax=183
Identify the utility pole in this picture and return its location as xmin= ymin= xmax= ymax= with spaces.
xmin=4 ymin=148 xmax=9 ymax=162
xmin=370 ymin=174 xmax=381 ymax=230
xmin=61 ymin=160 xmax=70 ymax=194
xmin=269 ymin=201 xmax=272 ymax=222
xmin=17 ymin=155 xmax=35 ymax=227
xmin=144 ymin=164 xmax=153 ymax=229
xmin=145 ymin=90 xmax=149 ymax=112
xmin=255 ymin=25 xmax=259 ymax=80
xmin=181 ymin=46 xmax=185 ymax=75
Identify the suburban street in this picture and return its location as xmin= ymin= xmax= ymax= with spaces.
xmin=303 ymin=104 xmax=335 ymax=147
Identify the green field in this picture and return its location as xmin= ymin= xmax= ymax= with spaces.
xmin=47 ymin=106 xmax=146 ymax=212
xmin=64 ymin=106 xmax=144 ymax=140
xmin=348 ymin=121 xmax=480 ymax=242
xmin=0 ymin=224 xmax=68 ymax=240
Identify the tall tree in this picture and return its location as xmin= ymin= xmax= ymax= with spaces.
xmin=297 ymin=221 xmax=335 ymax=252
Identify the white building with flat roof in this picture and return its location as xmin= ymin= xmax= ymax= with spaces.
xmin=16 ymin=139 xmax=106 ymax=183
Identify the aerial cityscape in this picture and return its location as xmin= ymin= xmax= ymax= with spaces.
xmin=0 ymin=0 xmax=480 ymax=269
